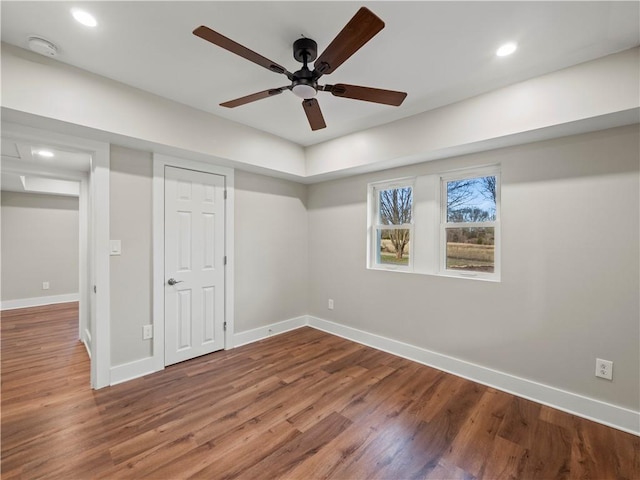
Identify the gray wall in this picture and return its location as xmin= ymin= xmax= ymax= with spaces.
xmin=110 ymin=146 xmax=153 ymax=365
xmin=235 ymin=171 xmax=309 ymax=331
xmin=308 ymin=125 xmax=640 ymax=410
xmin=107 ymin=153 xmax=309 ymax=367
xmin=1 ymin=192 xmax=79 ymax=301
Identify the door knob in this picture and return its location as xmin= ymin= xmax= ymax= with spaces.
xmin=167 ymin=278 xmax=183 ymax=286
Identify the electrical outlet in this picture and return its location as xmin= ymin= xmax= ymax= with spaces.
xmin=142 ymin=325 xmax=153 ymax=340
xmin=328 ymin=299 xmax=334 ymax=310
xmin=42 ymin=281 xmax=50 ymax=290
xmin=595 ymin=358 xmax=613 ymax=380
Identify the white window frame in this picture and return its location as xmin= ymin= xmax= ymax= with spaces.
xmin=367 ymin=178 xmax=415 ymax=272
xmin=440 ymin=167 xmax=501 ymax=281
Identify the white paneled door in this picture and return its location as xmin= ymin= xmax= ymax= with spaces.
xmin=164 ymin=166 xmax=225 ymax=366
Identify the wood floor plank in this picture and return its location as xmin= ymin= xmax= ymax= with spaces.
xmin=2 ymin=303 xmax=638 ymax=479
xmin=383 ymin=380 xmax=485 ymax=479
xmin=496 ymin=395 xmax=542 ymax=446
xmin=190 ymin=367 xmax=331 ymax=445
xmin=96 ymin=433 xmax=199 ymax=479
xmin=107 ymin=374 xmax=285 ymax=463
xmin=182 ymin=415 xmax=301 ymax=479
xmin=231 ymin=411 xmax=352 ymax=480
xmin=442 ymin=388 xmax=512 ymax=477
xmin=479 ymin=435 xmax=528 ymax=480
xmin=285 ymin=364 xmax=392 ymax=432
xmin=280 ymin=423 xmax=378 ymax=480
xmin=521 ymin=419 xmax=573 ymax=479
xmin=424 ymin=458 xmax=477 ymax=480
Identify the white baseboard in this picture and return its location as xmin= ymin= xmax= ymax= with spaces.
xmin=1 ymin=293 xmax=79 ymax=311
xmin=82 ymin=328 xmax=92 ymax=359
xmin=110 ymin=357 xmax=157 ymax=386
xmin=82 ymin=340 xmax=92 ymax=359
xmin=307 ymin=316 xmax=640 ymax=436
xmin=232 ymin=315 xmax=307 ymax=348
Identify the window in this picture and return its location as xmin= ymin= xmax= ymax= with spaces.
xmin=441 ymin=169 xmax=500 ymax=280
xmin=368 ymin=180 xmax=414 ymax=270
xmin=367 ymin=166 xmax=500 ymax=281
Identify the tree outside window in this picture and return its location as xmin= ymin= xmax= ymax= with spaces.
xmin=444 ymin=174 xmax=499 ymax=274
xmin=374 ymin=184 xmax=413 ymax=267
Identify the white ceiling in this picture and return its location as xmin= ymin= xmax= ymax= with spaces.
xmin=1 ymin=1 xmax=639 ymax=147
xmin=1 ymin=138 xmax=90 ymax=195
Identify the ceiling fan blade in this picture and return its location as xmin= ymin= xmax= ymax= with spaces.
xmin=220 ymin=87 xmax=288 ymax=108
xmin=313 ymin=7 xmax=384 ymax=76
xmin=194 ymin=26 xmax=293 ymax=79
xmin=302 ymin=98 xmax=326 ymax=131
xmin=325 ymin=84 xmax=407 ymax=106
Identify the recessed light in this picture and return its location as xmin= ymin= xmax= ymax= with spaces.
xmin=496 ymin=42 xmax=517 ymax=57
xmin=71 ymin=8 xmax=97 ymax=27
xmin=36 ymin=150 xmax=54 ymax=158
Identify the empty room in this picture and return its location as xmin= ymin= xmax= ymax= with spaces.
xmin=1 ymin=1 xmax=639 ymax=479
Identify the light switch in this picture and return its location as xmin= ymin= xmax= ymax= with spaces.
xmin=110 ymin=240 xmax=122 ymax=256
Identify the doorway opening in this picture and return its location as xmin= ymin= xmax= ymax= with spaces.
xmin=1 ymin=122 xmax=110 ymax=388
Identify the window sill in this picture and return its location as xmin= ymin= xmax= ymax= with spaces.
xmin=369 ymin=264 xmax=412 ymax=273
xmin=436 ymin=270 xmax=500 ymax=283
xmin=367 ymin=265 xmax=500 ymax=282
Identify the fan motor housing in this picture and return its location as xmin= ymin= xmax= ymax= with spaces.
xmin=293 ymin=38 xmax=317 ymax=63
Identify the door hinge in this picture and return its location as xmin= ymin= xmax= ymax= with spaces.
xmin=224 ymin=255 xmax=227 ymax=265
xmin=223 ymin=321 xmax=227 ymax=331
xmin=224 ymin=190 xmax=227 ymax=200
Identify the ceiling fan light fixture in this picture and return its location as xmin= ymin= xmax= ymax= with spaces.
xmin=292 ymin=83 xmax=317 ymax=99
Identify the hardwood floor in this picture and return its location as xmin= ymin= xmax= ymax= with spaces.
xmin=2 ymin=303 xmax=638 ymax=479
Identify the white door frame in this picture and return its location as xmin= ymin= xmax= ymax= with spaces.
xmin=152 ymin=154 xmax=235 ymax=372
xmin=0 ymin=122 xmax=111 ymax=388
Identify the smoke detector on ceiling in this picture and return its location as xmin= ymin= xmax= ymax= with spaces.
xmin=27 ymin=37 xmax=58 ymax=57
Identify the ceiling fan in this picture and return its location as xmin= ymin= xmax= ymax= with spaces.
xmin=193 ymin=7 xmax=407 ymax=131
